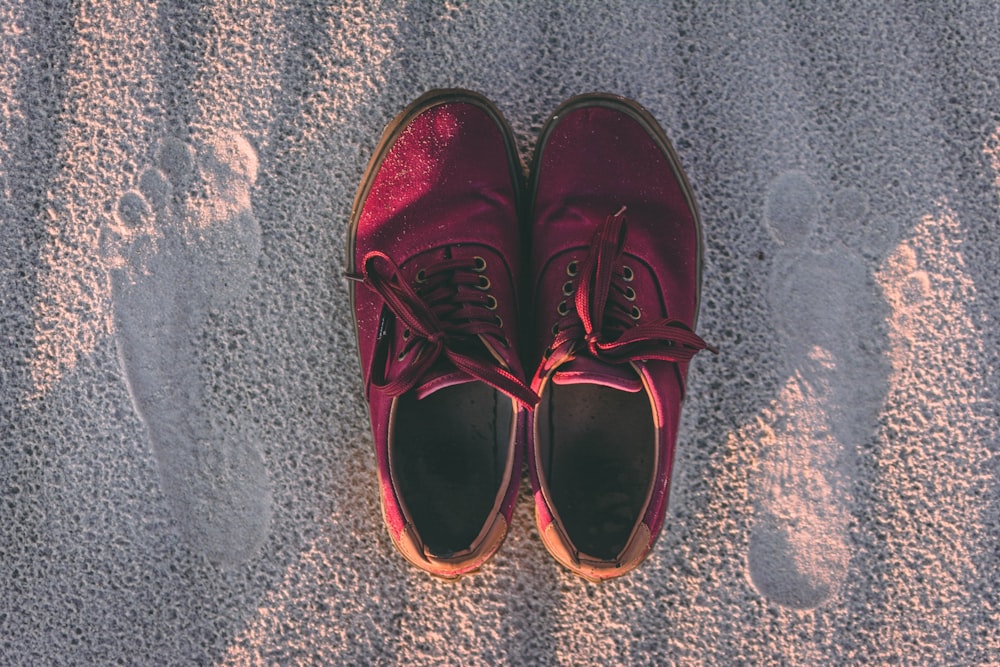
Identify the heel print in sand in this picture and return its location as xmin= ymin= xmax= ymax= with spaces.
xmin=102 ymin=132 xmax=271 ymax=565
xmin=745 ymin=171 xmax=888 ymax=609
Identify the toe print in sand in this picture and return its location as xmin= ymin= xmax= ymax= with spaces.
xmin=102 ymin=132 xmax=271 ymax=565
xmin=743 ymin=171 xmax=891 ymax=609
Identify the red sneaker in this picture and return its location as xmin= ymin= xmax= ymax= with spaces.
xmin=347 ymin=90 xmax=537 ymax=578
xmin=526 ymin=94 xmax=716 ymax=581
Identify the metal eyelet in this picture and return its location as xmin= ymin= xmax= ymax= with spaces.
xmin=485 ymin=294 xmax=498 ymax=310
xmin=623 ymin=286 xmax=636 ymax=301
xmin=557 ymin=300 xmax=569 ymax=316
xmin=476 ymin=275 xmax=491 ymax=290
xmin=566 ymin=260 xmax=579 ymax=277
xmin=622 ymin=265 xmax=634 ymax=282
xmin=397 ymin=349 xmax=408 ymax=361
xmin=415 ymin=269 xmax=426 ymax=283
xmin=402 ymin=328 xmax=411 ymax=339
xmin=494 ymin=315 xmax=503 ymax=328
xmin=562 ymin=281 xmax=574 ymax=296
xmin=551 ymin=323 xmax=560 ymax=335
xmin=630 ymin=306 xmax=642 ymax=320
xmin=473 ymin=256 xmax=487 ymax=272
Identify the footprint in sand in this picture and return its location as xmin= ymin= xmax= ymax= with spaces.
xmin=102 ymin=131 xmax=271 ymax=565
xmin=746 ymin=171 xmax=889 ymax=609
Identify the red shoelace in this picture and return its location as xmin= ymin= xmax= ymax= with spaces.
xmin=350 ymin=250 xmax=539 ymax=408
xmin=547 ymin=207 xmax=718 ymax=366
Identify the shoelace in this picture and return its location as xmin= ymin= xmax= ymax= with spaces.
xmin=547 ymin=207 xmax=718 ymax=366
xmin=349 ymin=250 xmax=539 ymax=408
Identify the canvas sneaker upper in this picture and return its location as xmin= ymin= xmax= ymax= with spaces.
xmin=526 ymin=94 xmax=715 ymax=581
xmin=347 ymin=90 xmax=536 ymax=578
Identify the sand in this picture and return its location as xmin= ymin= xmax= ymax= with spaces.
xmin=2 ymin=2 xmax=998 ymax=664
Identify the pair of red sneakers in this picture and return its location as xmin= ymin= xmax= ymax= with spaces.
xmin=346 ymin=90 xmax=715 ymax=581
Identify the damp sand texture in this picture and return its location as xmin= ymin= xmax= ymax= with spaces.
xmin=2 ymin=2 xmax=999 ymax=665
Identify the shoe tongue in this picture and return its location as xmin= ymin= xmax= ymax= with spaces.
xmin=411 ymin=335 xmax=510 ymax=400
xmin=415 ymin=366 xmax=475 ymax=400
xmin=551 ymin=356 xmax=643 ymax=392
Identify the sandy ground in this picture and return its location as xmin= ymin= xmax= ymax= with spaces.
xmin=2 ymin=2 xmax=998 ymax=664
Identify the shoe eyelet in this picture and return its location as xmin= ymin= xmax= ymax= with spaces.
xmin=415 ymin=269 xmax=426 ymax=283
xmin=623 ymin=286 xmax=636 ymax=301
xmin=630 ymin=306 xmax=642 ymax=320
xmin=402 ymin=328 xmax=411 ymax=339
xmin=473 ymin=256 xmax=487 ymax=272
xmin=551 ymin=323 xmax=560 ymax=335
xmin=562 ymin=281 xmax=574 ymax=296
xmin=476 ymin=275 xmax=491 ymax=290
xmin=557 ymin=300 xmax=569 ymax=316
xmin=566 ymin=260 xmax=579 ymax=277
xmin=485 ymin=294 xmax=498 ymax=310
xmin=397 ymin=349 xmax=408 ymax=361
xmin=622 ymin=265 xmax=634 ymax=282
xmin=494 ymin=315 xmax=503 ymax=328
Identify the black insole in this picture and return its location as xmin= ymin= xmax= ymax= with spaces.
xmin=539 ymin=382 xmax=654 ymax=560
xmin=392 ymin=383 xmax=512 ymax=556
